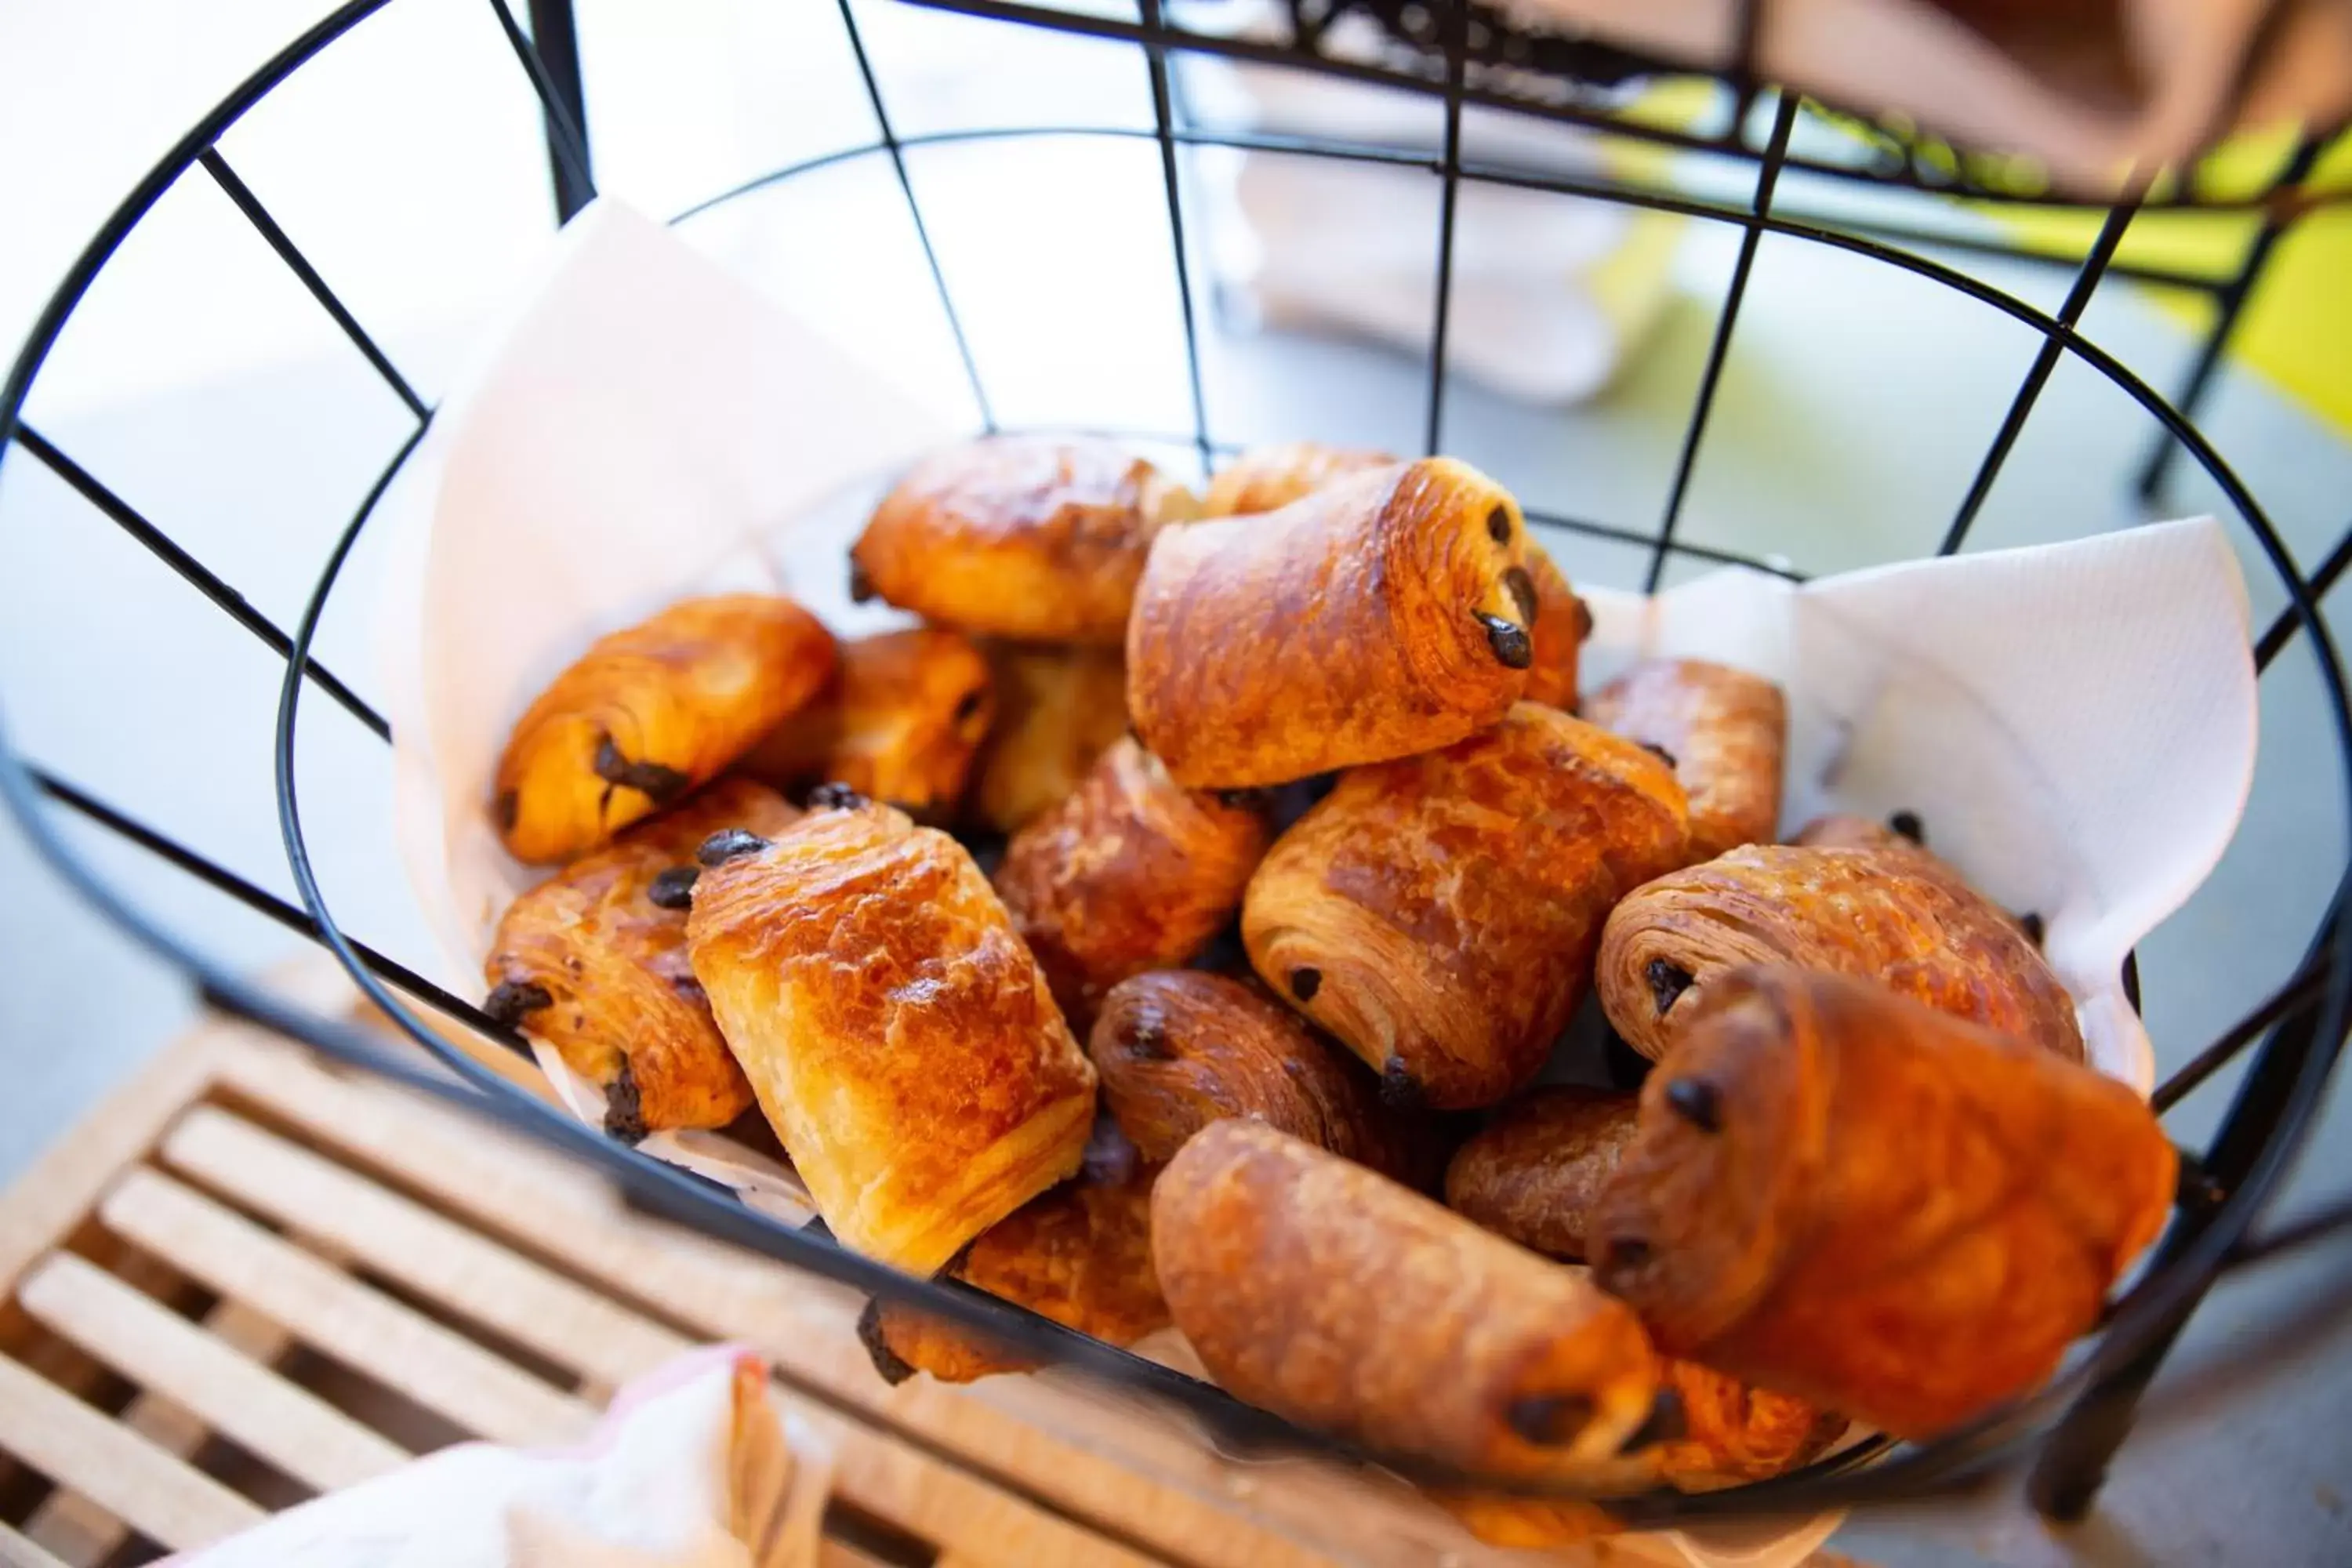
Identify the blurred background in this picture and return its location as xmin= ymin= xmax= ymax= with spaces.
xmin=2 ymin=3 xmax=2350 ymax=1563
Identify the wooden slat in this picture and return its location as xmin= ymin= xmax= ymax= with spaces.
xmin=209 ymin=1047 xmax=1331 ymax=1568
xmin=0 ymin=1522 xmax=68 ymax=1568
xmin=815 ymin=1543 xmax=895 ymax=1568
xmin=160 ymin=1105 xmax=688 ymax=1389
xmin=19 ymin=1251 xmax=409 ymax=1493
xmin=0 ymin=1353 xmax=262 ymax=1551
xmin=24 ymin=1264 xmax=327 ymax=1563
xmin=0 ymin=1033 xmax=224 ymax=1293
xmin=97 ymin=1166 xmax=591 ymax=1448
xmin=822 ymin=1430 xmax=1155 ymax=1568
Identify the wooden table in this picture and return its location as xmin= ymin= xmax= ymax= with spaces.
xmin=0 ymin=974 xmax=1857 ymax=1568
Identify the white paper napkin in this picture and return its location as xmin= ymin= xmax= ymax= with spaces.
xmin=1579 ymin=517 xmax=2256 ymax=1095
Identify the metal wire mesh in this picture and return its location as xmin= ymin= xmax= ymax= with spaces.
xmin=2 ymin=0 xmax=2350 ymax=1528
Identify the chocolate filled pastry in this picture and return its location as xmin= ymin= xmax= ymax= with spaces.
xmin=1152 ymin=1120 xmax=1670 ymax=1485
xmin=1519 ymin=544 xmax=1590 ymax=713
xmin=1444 ymin=1087 xmax=1640 ymax=1261
xmin=1791 ymin=812 xmax=2039 ymax=938
xmin=858 ymin=1121 xmax=1165 ymax=1385
xmin=993 ymin=737 xmax=1270 ymax=1033
xmin=685 ymin=794 xmax=1097 ymax=1273
xmin=850 ymin=437 xmax=1198 ymax=646
xmin=1127 ymin=458 xmax=1534 ymax=789
xmin=1432 ymin=1355 xmax=1845 ymax=1548
xmin=1596 ymin=843 xmax=2082 ymax=1062
xmin=967 ymin=643 xmax=1130 ymax=833
xmin=1653 ymin=1359 xmax=1846 ymax=1490
xmin=483 ymin=780 xmax=801 ymax=1139
xmin=1584 ymin=658 xmax=1785 ymax=861
xmin=1592 ymin=967 xmax=2174 ymax=1437
xmin=739 ymin=628 xmax=993 ymax=817
xmin=1089 ymin=970 xmax=1442 ymax=1188
xmin=1199 ymin=441 xmax=1397 ymax=517
xmin=1243 ymin=705 xmax=1690 ymax=1109
xmin=493 ymin=595 xmax=836 ymax=864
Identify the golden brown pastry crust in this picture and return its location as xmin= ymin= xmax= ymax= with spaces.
xmin=1426 ymin=1346 xmax=1842 ymax=1544
xmin=1519 ymin=545 xmax=1588 ymax=712
xmin=483 ymin=781 xmax=801 ymax=1136
xmin=493 ymin=595 xmax=836 ymax=864
xmin=685 ymin=798 xmax=1096 ymax=1273
xmin=1199 ymin=441 xmax=1397 ymax=518
xmin=1152 ymin=1120 xmax=1665 ymax=1485
xmin=1088 ymin=970 xmax=1443 ymax=1188
xmin=966 ymin=643 xmax=1130 ymax=833
xmin=1584 ymin=658 xmax=1785 ymax=860
xmin=993 ymin=738 xmax=1269 ymax=1033
xmin=1653 ymin=1358 xmax=1846 ymax=1490
xmin=851 ymin=437 xmax=1197 ymax=646
xmin=1444 ymin=1087 xmax=1640 ymax=1261
xmin=1243 ymin=706 xmax=1690 ymax=1109
xmin=1791 ymin=814 xmax=2022 ymax=924
xmin=1127 ymin=459 xmax=1534 ymax=789
xmin=860 ymin=1127 xmax=1166 ymax=1385
xmin=1591 ymin=967 xmax=2175 ymax=1437
xmin=738 ymin=628 xmax=993 ymax=816
xmin=1596 ymin=843 xmax=2082 ymax=1062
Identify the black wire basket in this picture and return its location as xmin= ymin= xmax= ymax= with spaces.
xmin=5 ymin=0 xmax=2351 ymax=1543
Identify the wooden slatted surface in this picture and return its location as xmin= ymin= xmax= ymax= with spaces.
xmin=0 ymin=981 xmax=1747 ymax=1567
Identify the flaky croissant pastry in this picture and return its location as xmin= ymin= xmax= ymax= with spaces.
xmin=1127 ymin=458 xmax=1534 ymax=788
xmin=493 ymin=595 xmax=836 ymax=864
xmin=966 ymin=642 xmax=1130 ymax=833
xmin=1592 ymin=967 xmax=2174 ymax=1437
xmin=1444 ymin=1087 xmax=1640 ymax=1261
xmin=1153 ymin=1120 xmax=1671 ymax=1486
xmin=1597 ymin=843 xmax=2082 ymax=1062
xmin=1199 ymin=441 xmax=1397 ymax=517
xmin=483 ymin=780 xmax=801 ymax=1139
xmin=1584 ymin=658 xmax=1785 ymax=861
xmin=850 ymin=437 xmax=1198 ymax=646
xmin=685 ymin=793 xmax=1096 ymax=1274
xmin=737 ymin=628 xmax=993 ymax=816
xmin=1793 ymin=811 xmax=2042 ymax=938
xmin=993 ymin=738 xmax=1269 ymax=1032
xmin=1243 ymin=706 xmax=1690 ymax=1109
xmin=858 ymin=1120 xmax=1165 ymax=1385
xmin=1428 ymin=1346 xmax=1845 ymax=1548
xmin=1088 ymin=970 xmax=1443 ymax=1188
xmin=1652 ymin=1358 xmax=1846 ymax=1490
xmin=1518 ymin=544 xmax=1590 ymax=713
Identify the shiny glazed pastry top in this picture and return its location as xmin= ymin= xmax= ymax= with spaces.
xmin=1127 ymin=457 xmax=1535 ymax=788
xmin=1087 ymin=969 xmax=1443 ymax=1189
xmin=993 ymin=737 xmax=1270 ymax=1032
xmin=1151 ymin=1120 xmax=1671 ymax=1486
xmin=737 ymin=627 xmax=993 ymax=816
xmin=965 ymin=642 xmax=1130 ymax=833
xmin=1584 ymin=657 xmax=1786 ymax=860
xmin=850 ymin=437 xmax=1198 ymax=646
xmin=1198 ymin=441 xmax=1399 ymax=517
xmin=1591 ymin=967 xmax=2173 ymax=1437
xmin=684 ymin=793 xmax=1096 ymax=1275
xmin=494 ymin=594 xmax=836 ymax=863
xmin=1596 ymin=843 xmax=2083 ymax=1062
xmin=482 ymin=779 xmax=801 ymax=1138
xmin=1519 ymin=544 xmax=1590 ymax=712
xmin=1443 ymin=1087 xmax=1641 ymax=1261
xmin=1243 ymin=705 xmax=1690 ymax=1109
